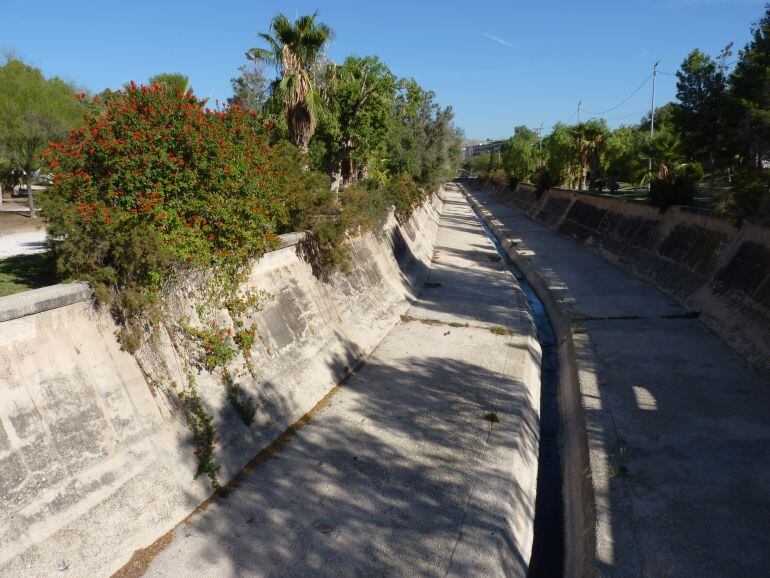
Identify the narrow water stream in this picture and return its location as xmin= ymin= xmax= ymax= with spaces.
xmin=467 ymin=197 xmax=565 ymax=578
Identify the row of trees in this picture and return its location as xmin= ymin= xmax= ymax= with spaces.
xmin=468 ymin=4 xmax=769 ymax=216
xmin=0 ymin=12 xmax=461 ymax=220
xmin=232 ymin=12 xmax=462 ymax=196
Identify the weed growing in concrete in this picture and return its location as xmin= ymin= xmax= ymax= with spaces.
xmin=178 ymin=373 xmax=229 ymax=496
xmin=484 ymin=412 xmax=500 ymax=423
xmin=489 ymin=326 xmax=512 ymax=336
xmin=223 ymin=370 xmax=257 ymax=427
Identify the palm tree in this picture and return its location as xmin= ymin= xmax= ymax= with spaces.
xmin=570 ymin=122 xmax=607 ymax=190
xmin=247 ymin=12 xmax=334 ymax=154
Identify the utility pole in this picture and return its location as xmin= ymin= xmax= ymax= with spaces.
xmin=648 ymin=60 xmax=660 ymax=180
xmin=536 ymin=122 xmax=545 ymax=168
xmin=577 ymin=100 xmax=582 ymax=123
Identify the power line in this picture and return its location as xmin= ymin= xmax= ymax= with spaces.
xmin=581 ymin=73 xmax=653 ymax=116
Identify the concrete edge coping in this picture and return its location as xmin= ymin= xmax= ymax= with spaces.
xmin=464 ymin=191 xmax=597 ymax=578
xmin=0 ymin=282 xmax=93 ymax=323
xmin=0 ymin=232 xmax=311 ymax=324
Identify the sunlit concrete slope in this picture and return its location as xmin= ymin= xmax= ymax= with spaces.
xmin=468 ymin=183 xmax=770 ymax=578
xmin=140 ymin=184 xmax=542 ymax=578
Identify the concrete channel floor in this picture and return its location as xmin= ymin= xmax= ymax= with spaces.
xmin=138 ymin=187 xmax=542 ymax=577
xmin=468 ymin=187 xmax=770 ymax=578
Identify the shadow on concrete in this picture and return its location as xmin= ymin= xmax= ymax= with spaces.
xmin=171 ymin=354 xmax=538 ymax=578
xmin=472 ymin=185 xmax=770 ymax=578
xmin=133 ymin=190 xmax=541 ymax=577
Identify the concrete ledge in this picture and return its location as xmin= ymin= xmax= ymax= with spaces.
xmin=0 ymin=282 xmax=92 ymax=322
xmin=465 ymin=191 xmax=596 ymax=578
xmin=0 ymin=232 xmax=310 ymax=325
xmin=0 ymin=194 xmax=444 ymax=577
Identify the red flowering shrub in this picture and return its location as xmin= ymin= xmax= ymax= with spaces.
xmin=43 ymin=83 xmax=306 ymax=348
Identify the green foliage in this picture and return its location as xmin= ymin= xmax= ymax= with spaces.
xmin=649 ymin=165 xmax=701 ymax=210
xmin=534 ymin=167 xmax=555 ymax=195
xmin=544 ymin=123 xmax=578 ymax=187
xmin=384 ymin=172 xmax=421 ymax=221
xmin=148 ymin=73 xmax=191 ymax=95
xmin=501 ymin=125 xmax=540 ymax=183
xmin=229 ymin=62 xmax=269 ymax=111
xmin=386 ymin=78 xmax=460 ymax=191
xmin=732 ymin=167 xmax=770 ymax=216
xmin=730 ymin=6 xmax=770 ymax=168
xmin=177 ymin=374 xmax=228 ymax=495
xmin=0 ymin=57 xmax=83 ymax=212
xmin=247 ymin=11 xmax=335 ymax=152
xmin=672 ymin=49 xmax=729 ymax=167
xmin=464 ymin=152 xmax=491 ymax=177
xmin=223 ymin=370 xmax=257 ymax=427
xmin=42 ymin=83 xmax=303 ymax=349
xmin=318 ymin=55 xmax=398 ymax=185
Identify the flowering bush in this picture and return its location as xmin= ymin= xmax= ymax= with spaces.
xmin=43 ymin=83 xmax=306 ymax=347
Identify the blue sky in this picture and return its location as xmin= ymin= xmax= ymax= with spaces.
xmin=1 ymin=0 xmax=765 ymax=139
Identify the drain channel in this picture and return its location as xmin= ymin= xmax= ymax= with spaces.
xmin=467 ymin=197 xmax=565 ymax=578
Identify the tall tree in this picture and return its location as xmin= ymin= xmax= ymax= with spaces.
xmin=324 ymin=55 xmax=397 ymax=191
xmin=228 ymin=62 xmax=268 ymax=110
xmin=502 ymin=126 xmax=539 ymax=183
xmin=387 ymin=78 xmax=460 ymax=190
xmin=0 ymin=58 xmax=82 ymax=215
xmin=570 ymin=121 xmax=607 ymax=190
xmin=730 ymin=6 xmax=770 ymax=168
xmin=247 ymin=12 xmax=334 ymax=154
xmin=544 ymin=123 xmax=578 ymax=188
xmin=672 ymin=49 xmax=728 ymax=168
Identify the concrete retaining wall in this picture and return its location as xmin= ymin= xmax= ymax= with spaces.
xmin=481 ymin=181 xmax=770 ymax=377
xmin=0 ymin=193 xmax=443 ymax=577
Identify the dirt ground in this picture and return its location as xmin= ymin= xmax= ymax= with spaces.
xmin=0 ymin=212 xmax=44 ymax=235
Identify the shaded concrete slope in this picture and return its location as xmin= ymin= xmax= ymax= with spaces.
xmin=0 ymin=194 xmax=450 ymax=577
xmin=139 ymin=184 xmax=541 ymax=578
xmin=467 ymin=185 xmax=770 ymax=578
xmin=481 ymin=181 xmax=770 ymax=377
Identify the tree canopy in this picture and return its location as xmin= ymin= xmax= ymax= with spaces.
xmin=0 ymin=57 xmax=82 ymax=213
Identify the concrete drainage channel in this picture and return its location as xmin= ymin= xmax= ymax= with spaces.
xmin=466 ymin=195 xmax=565 ymax=578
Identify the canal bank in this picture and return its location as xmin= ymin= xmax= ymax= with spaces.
xmin=465 ymin=183 xmax=770 ymax=578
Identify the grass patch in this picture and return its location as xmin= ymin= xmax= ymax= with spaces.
xmin=489 ymin=326 xmax=512 ymax=336
xmin=448 ymin=321 xmax=469 ymax=328
xmin=0 ymin=253 xmax=57 ymax=297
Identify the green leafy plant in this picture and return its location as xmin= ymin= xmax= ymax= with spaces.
xmin=42 ymin=83 xmax=304 ymax=349
xmin=178 ymin=374 xmax=229 ymax=495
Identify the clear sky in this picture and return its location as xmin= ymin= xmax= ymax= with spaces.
xmin=1 ymin=0 xmax=765 ymax=139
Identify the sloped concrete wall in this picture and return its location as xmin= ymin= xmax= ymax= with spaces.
xmin=482 ymin=181 xmax=770 ymax=376
xmin=0 ymin=192 xmax=443 ymax=577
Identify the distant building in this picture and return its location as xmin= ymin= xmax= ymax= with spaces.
xmin=461 ymin=139 xmax=506 ymax=160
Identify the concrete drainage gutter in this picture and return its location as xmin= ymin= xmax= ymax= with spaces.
xmin=465 ymin=191 xmax=597 ymax=578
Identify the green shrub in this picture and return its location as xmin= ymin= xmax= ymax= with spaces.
xmin=732 ymin=167 xmax=770 ymax=217
xmin=384 ymin=172 xmax=422 ymax=222
xmin=488 ymin=168 xmax=508 ymax=189
xmin=649 ymin=165 xmax=701 ymax=211
xmin=42 ymin=83 xmax=302 ymax=349
xmin=534 ymin=167 xmax=554 ymax=195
